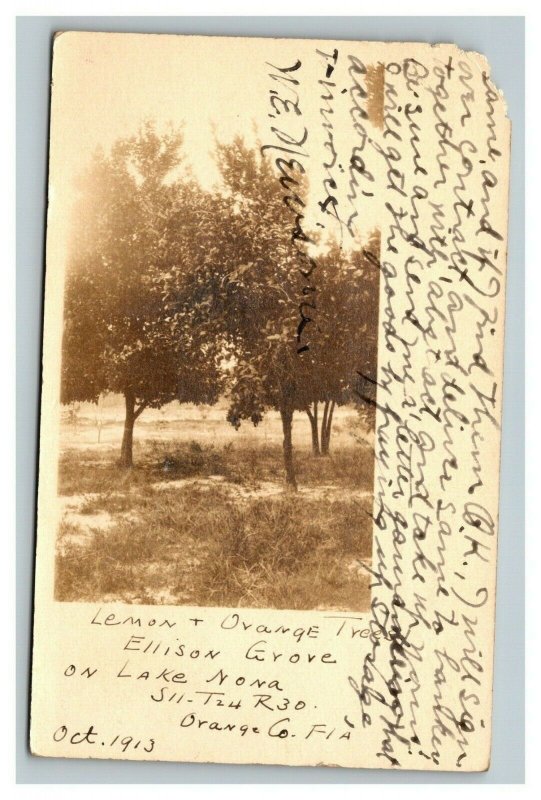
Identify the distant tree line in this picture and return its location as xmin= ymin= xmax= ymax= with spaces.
xmin=61 ymin=122 xmax=380 ymax=488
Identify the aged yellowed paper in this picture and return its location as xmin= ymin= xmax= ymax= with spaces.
xmin=30 ymin=32 xmax=510 ymax=771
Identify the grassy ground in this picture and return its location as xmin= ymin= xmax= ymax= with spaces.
xmin=55 ymin=438 xmax=374 ymax=610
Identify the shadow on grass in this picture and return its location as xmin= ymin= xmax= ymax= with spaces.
xmin=56 ymin=440 xmax=374 ymax=610
xmin=59 ymin=438 xmax=374 ymax=495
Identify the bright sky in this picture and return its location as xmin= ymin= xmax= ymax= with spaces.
xmin=49 ymin=32 xmax=381 ymax=246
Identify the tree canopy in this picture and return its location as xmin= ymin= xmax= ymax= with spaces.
xmin=211 ymin=138 xmax=380 ymax=487
xmin=61 ymin=122 xmax=224 ymax=466
xmin=61 ymin=127 xmax=380 ymax=483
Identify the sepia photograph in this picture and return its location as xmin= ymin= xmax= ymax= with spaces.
xmin=51 ymin=34 xmax=380 ymax=611
xmin=25 ymin=26 xmax=514 ymax=772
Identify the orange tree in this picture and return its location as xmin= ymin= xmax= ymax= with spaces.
xmin=211 ymin=138 xmax=380 ymax=487
xmin=304 ymin=232 xmax=380 ymax=456
xmin=61 ymin=123 xmax=224 ymax=467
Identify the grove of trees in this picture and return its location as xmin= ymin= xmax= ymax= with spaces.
xmin=61 ymin=123 xmax=380 ymax=486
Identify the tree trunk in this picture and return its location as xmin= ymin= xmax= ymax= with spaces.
xmin=320 ymin=400 xmax=330 ymax=455
xmin=119 ymin=390 xmax=136 ymax=468
xmin=279 ymin=405 xmax=297 ymax=491
xmin=320 ymin=400 xmax=336 ymax=456
xmin=306 ymin=402 xmax=320 ymax=456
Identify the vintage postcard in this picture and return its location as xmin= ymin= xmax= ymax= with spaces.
xmin=30 ymin=31 xmax=510 ymax=770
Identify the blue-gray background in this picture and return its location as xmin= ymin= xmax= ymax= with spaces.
xmin=16 ymin=15 xmax=525 ymax=784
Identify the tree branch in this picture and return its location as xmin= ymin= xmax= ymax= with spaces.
xmin=326 ymin=400 xmax=336 ymax=441
xmin=134 ymin=400 xmax=149 ymax=419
